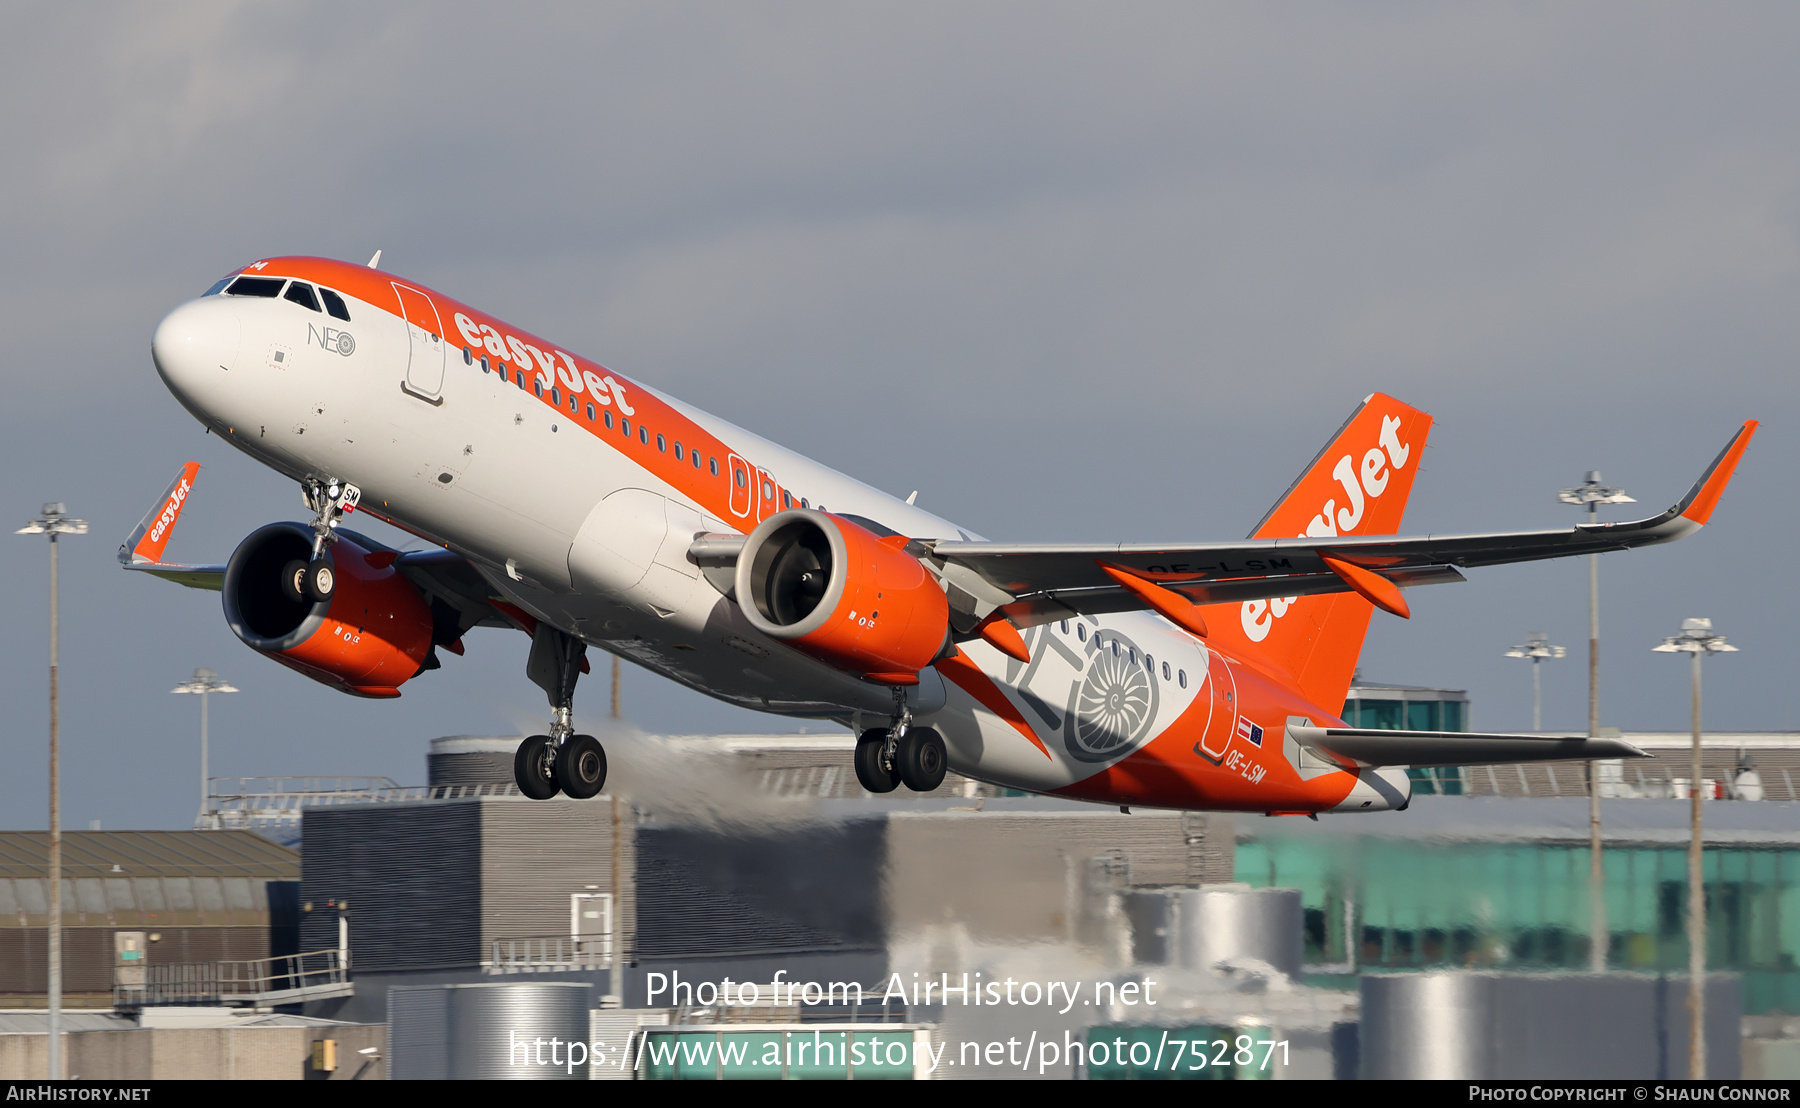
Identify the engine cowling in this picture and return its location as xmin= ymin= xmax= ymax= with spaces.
xmin=222 ymin=523 xmax=434 ymax=698
xmin=735 ymin=510 xmax=949 ymax=685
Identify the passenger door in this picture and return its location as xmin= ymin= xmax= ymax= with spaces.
xmin=393 ymin=283 xmax=445 ymax=403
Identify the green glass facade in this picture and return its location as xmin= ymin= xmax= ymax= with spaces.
xmin=1238 ymin=835 xmax=1800 ymax=1014
xmin=1342 ymin=689 xmax=1469 ymax=796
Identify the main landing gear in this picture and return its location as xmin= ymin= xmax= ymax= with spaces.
xmin=853 ymin=692 xmax=947 ymax=794
xmin=513 ymin=624 xmax=608 ymax=801
xmin=282 ymin=476 xmax=361 ymax=604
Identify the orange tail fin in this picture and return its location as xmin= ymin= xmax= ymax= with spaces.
xmin=1201 ymin=394 xmax=1434 ymax=711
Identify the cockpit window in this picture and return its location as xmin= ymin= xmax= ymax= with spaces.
xmin=283 ymin=282 xmax=322 ymax=312
xmin=319 ymin=288 xmax=351 ymax=321
xmin=225 ymin=276 xmax=285 ymax=298
xmin=202 ymin=277 xmax=232 ymax=297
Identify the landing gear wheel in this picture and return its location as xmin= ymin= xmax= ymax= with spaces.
xmin=896 ymin=727 xmax=947 ymax=792
xmin=281 ymin=560 xmax=308 ymax=604
xmin=513 ymin=735 xmax=560 ymax=800
xmin=555 ymin=735 xmax=607 ymax=799
xmin=305 ymin=558 xmax=335 ymax=603
xmin=854 ymin=730 xmax=900 ymax=794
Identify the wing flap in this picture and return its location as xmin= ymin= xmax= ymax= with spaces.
xmin=1293 ymin=725 xmax=1649 ymax=769
xmin=997 ymin=564 xmax=1466 ymax=628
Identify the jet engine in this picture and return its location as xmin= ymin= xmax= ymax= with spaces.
xmin=735 ymin=510 xmax=949 ymax=685
xmin=222 ymin=522 xmax=434 ymax=698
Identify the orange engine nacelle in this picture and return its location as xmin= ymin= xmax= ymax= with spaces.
xmin=222 ymin=523 xmax=434 ymax=698
xmin=735 ymin=510 xmax=949 ymax=685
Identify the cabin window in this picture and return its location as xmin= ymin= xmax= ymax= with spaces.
xmin=1162 ymin=662 xmax=1171 ymax=680
xmin=534 ymin=379 xmax=545 ymax=399
xmin=673 ymin=443 xmax=683 ymax=461
xmin=656 ymin=433 xmax=666 ymax=452
xmin=225 ymin=276 xmax=284 ymax=298
xmin=569 ymin=393 xmax=578 ymax=413
xmin=693 ymin=450 xmax=702 ymax=469
xmin=480 ymin=356 xmax=490 ymax=373
xmin=622 ymin=419 xmax=632 ymax=438
xmin=1178 ymin=670 xmax=1187 ymax=689
xmin=1059 ymin=620 xmax=1068 ymax=634
xmin=586 ymin=403 xmax=596 ymax=421
xmin=734 ymin=468 xmax=747 ymax=489
xmin=319 ymin=288 xmax=351 ymax=321
xmin=462 ymin=346 xmax=473 ymax=366
xmin=710 ymin=457 xmax=719 ymax=476
xmin=283 ymin=282 xmax=321 ymax=312
xmin=782 ymin=491 xmax=792 ymax=509
xmin=550 ymin=387 xmax=560 ymax=406
xmin=515 ymin=370 xmax=526 ymax=390
xmin=605 ymin=411 xmax=614 ymax=429
xmin=1076 ymin=625 xmax=1086 ymax=641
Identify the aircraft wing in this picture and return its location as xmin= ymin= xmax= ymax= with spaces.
xmin=927 ymin=420 xmax=1756 ymax=625
xmin=1291 ymin=726 xmax=1648 ymax=769
xmin=123 ymin=561 xmax=227 ymax=590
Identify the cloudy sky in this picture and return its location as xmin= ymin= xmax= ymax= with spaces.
xmin=1 ymin=3 xmax=1795 ymax=829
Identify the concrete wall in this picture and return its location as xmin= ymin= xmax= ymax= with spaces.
xmin=0 ymin=1025 xmax=385 ymax=1080
xmin=885 ymin=810 xmax=1233 ymax=943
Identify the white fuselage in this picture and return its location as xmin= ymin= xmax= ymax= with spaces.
xmin=152 ymin=270 xmax=1216 ymax=798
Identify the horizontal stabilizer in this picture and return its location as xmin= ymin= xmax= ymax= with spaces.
xmin=1291 ymin=725 xmax=1648 ymax=769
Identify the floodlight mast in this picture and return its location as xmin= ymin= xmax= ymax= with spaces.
xmin=1504 ymin=632 xmax=1566 ymax=732
xmin=16 ymin=503 xmax=87 ymax=1081
xmin=172 ymin=668 xmax=238 ymax=829
xmin=1654 ymin=617 xmax=1738 ymax=1080
xmin=1559 ymin=471 xmax=1634 ymax=974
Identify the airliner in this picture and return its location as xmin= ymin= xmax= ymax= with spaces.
xmin=129 ymin=255 xmax=1756 ymax=814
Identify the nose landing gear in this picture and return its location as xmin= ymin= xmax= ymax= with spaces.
xmin=511 ymin=625 xmax=609 ymax=800
xmin=293 ymin=477 xmax=359 ymax=603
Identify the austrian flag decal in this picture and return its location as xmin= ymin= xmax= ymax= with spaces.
xmin=1237 ymin=718 xmax=1264 ymax=748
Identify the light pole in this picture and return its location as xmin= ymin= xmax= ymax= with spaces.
xmin=172 ymin=668 xmax=238 ymax=830
xmin=1504 ymin=632 xmax=1566 ymax=732
xmin=17 ymin=502 xmax=87 ymax=1081
xmin=1654 ymin=617 xmax=1737 ymax=1080
xmin=1559 ymin=471 xmax=1633 ymax=973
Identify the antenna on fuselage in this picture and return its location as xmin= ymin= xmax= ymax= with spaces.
xmin=367 ymin=250 xmax=382 ymax=269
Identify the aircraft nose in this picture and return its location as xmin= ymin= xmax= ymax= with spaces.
xmin=152 ymin=298 xmax=241 ymax=395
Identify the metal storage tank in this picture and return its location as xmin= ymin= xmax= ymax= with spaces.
xmin=389 ymin=982 xmax=594 ymax=1079
xmin=1124 ymin=884 xmax=1303 ymax=978
xmin=1177 ymin=885 xmax=1303 ymax=977
xmin=1359 ymin=972 xmax=1743 ymax=1079
xmin=1360 ymin=972 xmax=1495 ymax=1079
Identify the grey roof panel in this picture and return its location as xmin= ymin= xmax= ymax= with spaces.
xmin=0 ymin=831 xmax=299 ymax=879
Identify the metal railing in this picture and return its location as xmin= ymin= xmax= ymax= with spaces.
xmin=205 ymin=776 xmax=523 ymax=831
xmin=486 ymin=935 xmax=614 ymax=974
xmin=1438 ymin=761 xmax=1800 ymax=801
xmin=115 ymin=948 xmax=351 ymax=1008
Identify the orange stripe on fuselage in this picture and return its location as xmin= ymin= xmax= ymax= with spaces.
xmin=934 ymin=647 xmax=1053 ymax=759
xmin=235 ymin=256 xmax=783 ymax=536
